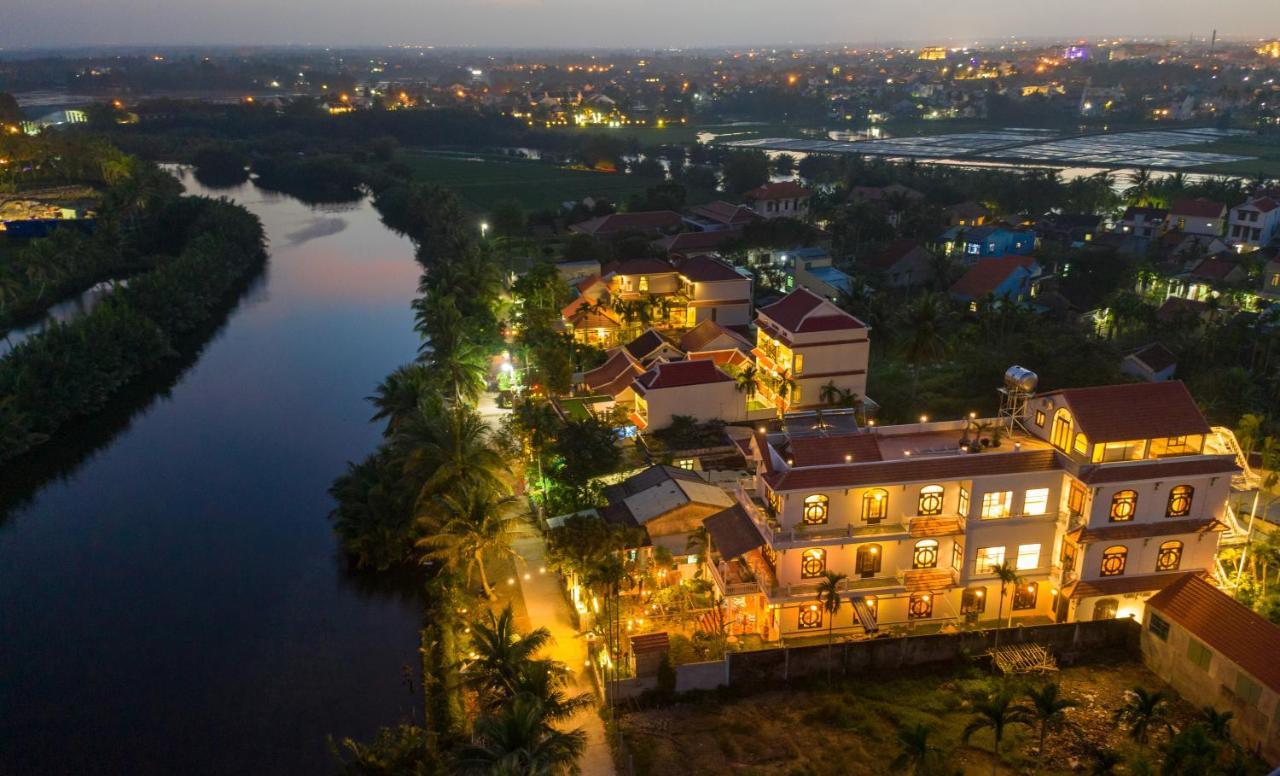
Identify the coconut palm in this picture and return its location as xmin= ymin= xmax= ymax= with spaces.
xmin=815 ymin=570 xmax=848 ymax=685
xmin=891 ymin=722 xmax=941 ymax=775
xmin=990 ymin=562 xmax=1022 ymax=647
xmin=1025 ymin=683 xmax=1078 ymax=760
xmin=368 ymin=363 xmax=432 ymax=435
xmin=464 ymin=605 xmax=554 ymax=707
xmin=733 ymin=364 xmax=759 ymax=401
xmin=1198 ymin=706 xmax=1234 ymax=742
xmin=454 ymin=694 xmax=586 ymax=775
xmin=1113 ymin=686 xmax=1174 ymax=746
xmin=397 ymin=402 xmax=508 ymax=505
xmin=962 ymin=686 xmax=1035 ymax=776
xmin=417 ymin=488 xmax=518 ymax=600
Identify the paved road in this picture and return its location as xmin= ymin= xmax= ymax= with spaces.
xmin=510 ymin=519 xmax=616 ymax=776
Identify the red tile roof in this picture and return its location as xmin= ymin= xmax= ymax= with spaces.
xmin=786 ymin=433 xmax=883 ymax=467
xmin=1044 ymin=381 xmax=1210 ymax=444
xmin=1247 ymin=196 xmax=1279 ymax=214
xmin=757 ymin=288 xmax=866 ymax=334
xmin=583 ymin=351 xmax=644 ymax=396
xmin=1156 ymin=297 xmax=1209 ymax=324
xmin=1067 ymin=570 xmax=1201 ymax=600
xmin=864 ymin=239 xmax=927 ymax=270
xmin=1077 ymin=456 xmax=1238 ymax=485
xmin=765 ymin=449 xmax=1060 ymax=492
xmin=679 ymin=319 xmax=752 ymax=353
xmin=1128 ymin=342 xmax=1177 ymax=374
xmin=656 ymin=230 xmax=741 ymax=254
xmin=624 ymin=328 xmax=678 ymax=361
xmin=1146 ymin=574 xmax=1280 ymax=693
xmin=1072 ymin=517 xmax=1222 ymax=544
xmin=568 ymin=306 xmax=623 ymax=331
xmin=948 ymin=256 xmax=1035 ymax=299
xmin=692 ymin=200 xmax=759 ymax=226
xmin=571 ymin=211 xmax=684 ymax=236
xmin=1170 ymin=198 xmax=1225 ymax=219
xmin=604 ymin=257 xmax=677 ymax=277
xmin=1188 ymin=257 xmax=1241 ymax=281
xmin=634 ymin=359 xmax=734 ymax=391
xmin=677 ymin=255 xmax=745 ymax=283
xmin=745 ymin=181 xmax=811 ymax=201
xmin=686 ymin=349 xmax=752 ymax=369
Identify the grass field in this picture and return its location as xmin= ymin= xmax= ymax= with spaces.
xmin=617 ymin=658 xmax=1252 ymax=776
xmin=395 ymin=150 xmax=664 ymax=211
xmin=1186 ymin=136 xmax=1280 ymax=177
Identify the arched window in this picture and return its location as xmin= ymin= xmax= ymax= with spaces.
xmin=1166 ymin=485 xmax=1193 ymax=518
xmin=1013 ymin=582 xmax=1039 ymax=610
xmin=862 ymin=489 xmax=888 ymax=524
xmin=856 ymin=544 xmax=882 ymax=578
xmin=1050 ymin=408 xmax=1073 ymax=450
xmin=1093 ymin=598 xmax=1118 ymax=620
xmin=908 ymin=593 xmax=934 ymax=619
xmin=1109 ymin=490 xmax=1137 ymax=522
xmin=913 ymin=539 xmax=939 ymax=569
xmin=1157 ymin=541 xmax=1183 ymax=571
xmin=961 ymin=587 xmax=986 ymax=615
xmin=802 ymin=494 xmax=829 ymax=525
xmin=800 ymin=548 xmax=826 ymax=579
xmin=797 ymin=605 xmax=822 ymax=630
xmin=1100 ymin=545 xmax=1128 ymax=577
xmin=917 ymin=485 xmax=945 ymax=516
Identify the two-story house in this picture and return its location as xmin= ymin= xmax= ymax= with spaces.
xmin=1119 ymin=206 xmax=1169 ymax=239
xmin=936 ymin=225 xmax=1037 ymax=263
xmin=675 ymin=255 xmax=754 ymax=327
xmin=1168 ymin=199 xmax=1227 ymax=238
xmin=752 ymin=288 xmax=870 ymax=414
xmin=744 ymin=181 xmax=811 ymax=221
xmin=1227 ymin=195 xmax=1280 ymax=251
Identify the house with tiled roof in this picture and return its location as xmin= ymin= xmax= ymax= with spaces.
xmin=569 ymin=210 xmax=684 ymax=237
xmin=631 ymin=359 xmax=743 ymax=430
xmin=935 ymin=225 xmax=1037 ymax=262
xmin=582 ymin=349 xmax=645 ymax=401
xmin=654 ymin=229 xmax=743 ymax=255
xmin=862 ymin=239 xmax=935 ymax=288
xmin=1119 ymin=206 xmax=1168 ymax=239
xmin=949 ymin=255 xmax=1043 ymax=305
xmin=944 ymin=201 xmax=991 ymax=227
xmin=686 ymin=200 xmax=760 ymax=231
xmin=600 ymin=464 xmax=736 ymax=565
xmin=1228 ymin=194 xmax=1280 ymax=250
xmin=1121 ymin=342 xmax=1178 ymax=382
xmin=678 ymin=319 xmax=753 ymax=354
xmin=753 ymin=288 xmax=870 ymax=415
xmin=621 ymin=327 xmax=683 ymax=364
xmin=1168 ymin=198 xmax=1227 ymax=238
xmin=674 ymin=255 xmax=753 ymax=327
xmin=704 ymin=376 xmax=1238 ymax=643
xmin=744 ymin=181 xmax=811 ymax=220
xmin=1141 ymin=575 xmax=1280 ymax=762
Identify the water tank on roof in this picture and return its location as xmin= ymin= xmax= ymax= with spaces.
xmin=1004 ymin=366 xmax=1038 ymax=393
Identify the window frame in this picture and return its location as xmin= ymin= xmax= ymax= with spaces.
xmin=1015 ymin=543 xmax=1041 ymax=571
xmin=800 ymin=548 xmax=827 ymax=579
xmin=1187 ymin=638 xmax=1212 ymax=671
xmin=1156 ymin=540 xmax=1183 ymax=572
xmin=1148 ymin=613 xmax=1170 ymax=641
xmin=917 ymin=485 xmax=945 ymax=517
xmin=908 ymin=593 xmax=934 ymax=620
xmin=1100 ymin=545 xmax=1128 ymax=577
xmin=980 ymin=490 xmax=1012 ymax=519
xmin=1013 ymin=581 xmax=1039 ymax=610
xmin=1023 ymin=488 xmax=1050 ymax=516
xmin=961 ymin=587 xmax=986 ymax=615
xmin=862 ymin=488 xmax=888 ymax=524
xmin=1109 ymin=490 xmax=1138 ymax=522
xmin=976 ymin=546 xmax=1006 ymax=574
xmin=802 ymin=494 xmax=830 ymax=526
xmin=798 ymin=605 xmax=823 ymax=631
xmin=912 ymin=539 xmax=940 ymax=570
xmin=1166 ymin=485 xmax=1193 ymax=518
xmin=856 ymin=544 xmax=882 ymax=578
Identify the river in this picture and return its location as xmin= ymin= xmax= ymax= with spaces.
xmin=0 ymin=170 xmax=426 ymax=774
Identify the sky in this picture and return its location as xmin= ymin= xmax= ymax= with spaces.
xmin=4 ymin=0 xmax=1280 ymax=50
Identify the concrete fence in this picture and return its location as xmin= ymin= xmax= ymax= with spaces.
xmin=607 ymin=619 xmax=1139 ymax=701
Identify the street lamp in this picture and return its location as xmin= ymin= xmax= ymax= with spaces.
xmin=480 ymin=221 xmax=490 ymax=238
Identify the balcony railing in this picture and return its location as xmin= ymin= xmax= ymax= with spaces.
xmin=706 ymin=556 xmax=762 ymax=598
xmin=765 ymin=572 xmax=900 ymax=601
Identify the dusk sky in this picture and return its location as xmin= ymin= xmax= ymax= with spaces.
xmin=5 ymin=0 xmax=1280 ymax=50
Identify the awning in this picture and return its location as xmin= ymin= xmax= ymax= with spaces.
xmin=703 ymin=504 xmax=766 ymax=561
xmin=852 ymin=597 xmax=879 ymax=633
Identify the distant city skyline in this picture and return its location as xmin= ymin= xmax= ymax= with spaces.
xmin=4 ymin=0 xmax=1280 ymax=50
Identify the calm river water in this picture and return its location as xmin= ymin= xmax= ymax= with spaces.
xmin=0 ymin=170 xmax=425 ymax=774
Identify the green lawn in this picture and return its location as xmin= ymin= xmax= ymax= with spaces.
xmin=395 ymin=150 xmax=672 ymax=211
xmin=1185 ymin=136 xmax=1280 ymax=177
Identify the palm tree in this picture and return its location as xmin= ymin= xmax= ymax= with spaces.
xmin=464 ymin=605 xmax=554 ymax=708
xmin=417 ymin=488 xmax=518 ymax=600
xmin=991 ymin=562 xmax=1022 ymax=646
xmin=900 ymin=292 xmax=949 ymax=395
xmin=1113 ymin=686 xmax=1174 ymax=746
xmin=962 ymin=686 xmax=1035 ymax=776
xmin=368 ymin=363 xmax=432 ymax=435
xmin=1198 ymin=706 xmax=1234 ymax=742
xmin=1126 ymin=167 xmax=1154 ymax=205
xmin=891 ymin=722 xmax=941 ymax=775
xmin=1025 ymin=683 xmax=1078 ymax=760
xmin=733 ymin=365 xmax=759 ymax=402
xmin=454 ymin=694 xmax=587 ymax=775
xmin=397 ymin=402 xmax=508 ymax=506
xmin=815 ymin=570 xmax=848 ymax=685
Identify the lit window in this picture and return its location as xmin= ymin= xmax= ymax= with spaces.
xmin=1073 ymin=433 xmax=1089 ymax=456
xmin=913 ymin=539 xmax=939 ymax=569
xmin=1050 ymin=409 xmax=1072 ymax=450
xmin=856 ymin=544 xmax=882 ymax=577
xmin=958 ymin=487 xmax=970 ymax=517
xmin=908 ymin=593 xmax=934 ymax=619
xmin=800 ymin=548 xmax=826 ymax=578
xmin=976 ymin=546 xmax=1005 ymax=574
xmin=918 ymin=485 xmax=944 ymax=516
xmin=766 ymin=489 xmax=781 ymax=518
xmin=1100 ymin=545 xmax=1128 ymax=577
xmin=981 ymin=491 xmax=1012 ymax=519
xmin=1109 ymin=490 xmax=1137 ymax=522
xmin=952 ymin=539 xmax=964 ymax=571
xmin=676 ymin=458 xmax=694 ymax=470
xmin=1156 ymin=541 xmax=1183 ymax=571
xmin=961 ymin=587 xmax=986 ymax=615
xmin=862 ymin=489 xmax=888 ymax=523
xmin=1067 ymin=481 xmax=1087 ymax=516
xmin=1166 ymin=485 xmax=1193 ymax=518
xmin=1015 ymin=543 xmax=1041 ymax=571
xmin=798 ymin=605 xmax=823 ymax=630
xmin=1034 ymin=410 xmax=1046 ymax=427
xmin=638 ymin=275 xmax=649 ymax=292
xmin=802 ymin=494 xmax=829 ymax=525
xmin=1023 ymin=488 xmax=1049 ymax=516
xmin=793 ymin=354 xmax=804 ymax=374
xmin=1013 ymin=582 xmax=1038 ymax=610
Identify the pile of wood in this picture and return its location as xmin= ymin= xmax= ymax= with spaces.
xmin=988 ymin=642 xmax=1058 ymax=674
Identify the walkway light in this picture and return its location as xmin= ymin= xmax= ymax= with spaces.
xmin=480 ymin=222 xmax=490 ymax=237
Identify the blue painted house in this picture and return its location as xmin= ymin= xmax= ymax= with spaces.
xmin=936 ymin=225 xmax=1037 ymax=262
xmin=949 ymin=255 xmax=1043 ymax=305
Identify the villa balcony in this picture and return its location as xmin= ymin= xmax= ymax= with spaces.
xmin=763 ymin=572 xmax=900 ymax=603
xmin=706 ymin=554 xmax=764 ymax=598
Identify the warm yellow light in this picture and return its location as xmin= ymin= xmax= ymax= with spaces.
xmin=975 ymin=589 xmax=985 ymax=597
